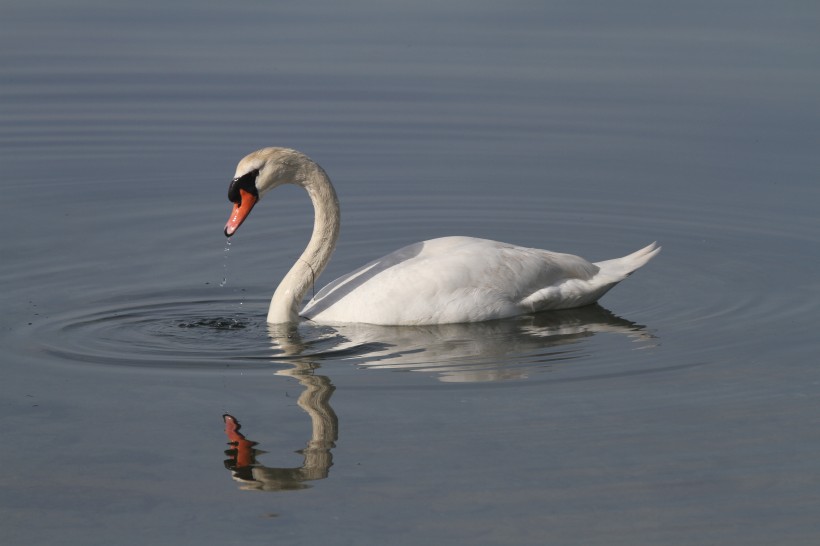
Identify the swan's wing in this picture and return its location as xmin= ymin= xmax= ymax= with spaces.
xmin=309 ymin=240 xmax=427 ymax=304
xmin=302 ymin=237 xmax=601 ymax=325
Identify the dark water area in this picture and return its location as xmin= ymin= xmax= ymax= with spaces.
xmin=2 ymin=1 xmax=819 ymax=544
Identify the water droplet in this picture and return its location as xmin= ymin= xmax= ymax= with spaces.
xmin=219 ymin=239 xmax=232 ymax=287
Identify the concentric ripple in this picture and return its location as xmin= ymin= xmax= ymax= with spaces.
xmin=31 ymin=296 xmax=272 ymax=368
xmin=18 ymin=201 xmax=816 ymax=385
xmin=29 ymin=293 xmax=378 ymax=370
xmin=20 ymin=196 xmax=815 ymax=382
xmin=20 ymin=287 xmax=669 ymax=382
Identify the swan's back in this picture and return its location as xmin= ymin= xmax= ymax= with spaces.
xmin=301 ymin=237 xmax=658 ymax=325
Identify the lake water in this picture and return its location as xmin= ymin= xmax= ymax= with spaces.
xmin=1 ymin=1 xmax=819 ymax=544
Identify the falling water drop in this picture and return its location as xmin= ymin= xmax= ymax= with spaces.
xmin=219 ymin=239 xmax=231 ymax=287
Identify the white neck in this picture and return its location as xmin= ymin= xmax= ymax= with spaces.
xmin=267 ymin=162 xmax=340 ymax=323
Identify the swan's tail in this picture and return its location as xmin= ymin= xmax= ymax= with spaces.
xmin=593 ymin=242 xmax=661 ymax=281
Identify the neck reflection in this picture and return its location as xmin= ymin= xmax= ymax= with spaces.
xmin=223 ymin=336 xmax=338 ymax=491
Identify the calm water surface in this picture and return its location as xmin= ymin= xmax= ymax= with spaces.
xmin=1 ymin=1 xmax=819 ymax=544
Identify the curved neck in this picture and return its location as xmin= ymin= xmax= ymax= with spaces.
xmin=267 ymin=163 xmax=340 ymax=323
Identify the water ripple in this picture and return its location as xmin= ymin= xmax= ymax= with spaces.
xmin=22 ymin=289 xmax=663 ymax=382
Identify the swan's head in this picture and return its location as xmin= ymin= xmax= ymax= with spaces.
xmin=224 ymin=147 xmax=311 ymax=237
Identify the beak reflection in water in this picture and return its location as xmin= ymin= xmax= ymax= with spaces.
xmin=222 ymin=361 xmax=337 ymax=492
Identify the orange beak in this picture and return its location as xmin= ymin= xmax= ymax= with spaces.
xmin=224 ymin=188 xmax=258 ymax=237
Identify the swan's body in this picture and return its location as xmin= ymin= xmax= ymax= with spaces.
xmin=224 ymin=147 xmax=660 ymax=326
xmin=300 ymin=236 xmax=658 ymax=324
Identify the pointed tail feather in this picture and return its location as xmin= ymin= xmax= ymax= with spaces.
xmin=593 ymin=242 xmax=661 ymax=280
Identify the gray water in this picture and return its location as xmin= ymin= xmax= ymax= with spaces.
xmin=2 ymin=1 xmax=819 ymax=544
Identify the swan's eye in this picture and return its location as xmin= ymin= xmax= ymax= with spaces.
xmin=228 ymin=169 xmax=260 ymax=203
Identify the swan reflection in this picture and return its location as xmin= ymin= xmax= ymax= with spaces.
xmin=223 ymin=357 xmax=337 ymax=491
xmin=223 ymin=306 xmax=653 ymax=491
xmin=270 ymin=304 xmax=654 ymax=383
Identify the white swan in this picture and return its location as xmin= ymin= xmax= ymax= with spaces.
xmin=224 ymin=147 xmax=660 ymax=325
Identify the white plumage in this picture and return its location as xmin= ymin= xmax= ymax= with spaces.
xmin=224 ymin=148 xmax=660 ymax=326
